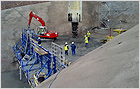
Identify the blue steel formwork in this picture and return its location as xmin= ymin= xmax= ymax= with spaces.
xmin=13 ymin=28 xmax=62 ymax=87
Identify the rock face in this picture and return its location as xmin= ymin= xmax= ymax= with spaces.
xmin=100 ymin=1 xmax=139 ymax=29
xmin=37 ymin=24 xmax=139 ymax=88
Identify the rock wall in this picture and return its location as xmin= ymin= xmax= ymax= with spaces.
xmin=100 ymin=1 xmax=139 ymax=29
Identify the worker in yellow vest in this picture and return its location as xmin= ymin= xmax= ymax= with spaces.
xmin=84 ymin=35 xmax=88 ymax=47
xmin=41 ymin=28 xmax=44 ymax=34
xmin=65 ymin=42 xmax=69 ymax=55
xmin=87 ymin=31 xmax=91 ymax=41
xmin=40 ymin=27 xmax=44 ymax=35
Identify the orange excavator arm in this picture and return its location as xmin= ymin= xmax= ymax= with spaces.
xmin=28 ymin=11 xmax=45 ymax=27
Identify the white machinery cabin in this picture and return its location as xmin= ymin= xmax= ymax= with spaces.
xmin=68 ymin=1 xmax=82 ymax=38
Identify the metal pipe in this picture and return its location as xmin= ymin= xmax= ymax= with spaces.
xmin=110 ymin=28 xmax=111 ymax=37
xmin=19 ymin=65 xmax=22 ymax=80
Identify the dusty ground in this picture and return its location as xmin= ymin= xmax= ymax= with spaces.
xmin=37 ymin=24 xmax=139 ymax=88
xmin=1 ymin=70 xmax=30 ymax=88
xmin=1 ymin=34 xmax=104 ymax=88
xmin=41 ymin=35 xmax=104 ymax=63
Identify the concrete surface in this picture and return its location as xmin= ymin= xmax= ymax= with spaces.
xmin=37 ymin=24 xmax=139 ymax=88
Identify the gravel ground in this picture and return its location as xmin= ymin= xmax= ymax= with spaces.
xmin=1 ymin=70 xmax=30 ymax=88
xmin=37 ymin=25 xmax=139 ymax=88
xmin=41 ymin=35 xmax=104 ymax=64
xmin=1 ymin=35 xmax=103 ymax=88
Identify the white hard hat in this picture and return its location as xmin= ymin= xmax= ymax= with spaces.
xmin=84 ymin=35 xmax=87 ymax=37
xmin=40 ymin=26 xmax=44 ymax=29
xmin=72 ymin=42 xmax=74 ymax=44
xmin=88 ymin=31 xmax=89 ymax=32
xmin=65 ymin=42 xmax=67 ymax=44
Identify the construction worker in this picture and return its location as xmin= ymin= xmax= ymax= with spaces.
xmin=87 ymin=31 xmax=91 ymax=41
xmin=40 ymin=27 xmax=44 ymax=35
xmin=65 ymin=42 xmax=69 ymax=55
xmin=38 ymin=37 xmax=41 ymax=46
xmin=84 ymin=35 xmax=88 ymax=47
xmin=71 ymin=42 xmax=76 ymax=55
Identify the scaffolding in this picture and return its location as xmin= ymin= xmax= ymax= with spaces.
xmin=13 ymin=28 xmax=66 ymax=87
xmin=99 ymin=1 xmax=110 ymax=28
xmin=99 ymin=1 xmax=129 ymax=29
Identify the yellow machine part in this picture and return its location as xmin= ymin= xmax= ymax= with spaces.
xmin=101 ymin=29 xmax=127 ymax=43
xmin=100 ymin=36 xmax=115 ymax=43
xmin=107 ymin=36 xmax=115 ymax=42
xmin=113 ymin=29 xmax=127 ymax=35
xmin=100 ymin=39 xmax=107 ymax=43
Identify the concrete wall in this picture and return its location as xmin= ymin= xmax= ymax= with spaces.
xmin=35 ymin=1 xmax=99 ymax=35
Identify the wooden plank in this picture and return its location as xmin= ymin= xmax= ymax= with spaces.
xmin=30 ymin=38 xmax=38 ymax=43
xmin=39 ymin=48 xmax=48 ymax=55
xmin=31 ymin=38 xmax=48 ymax=55
xmin=34 ymin=74 xmax=39 ymax=86
xmin=34 ymin=47 xmax=39 ymax=53
xmin=33 ymin=45 xmax=48 ymax=55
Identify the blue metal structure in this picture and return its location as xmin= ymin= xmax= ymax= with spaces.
xmin=13 ymin=28 xmax=65 ymax=87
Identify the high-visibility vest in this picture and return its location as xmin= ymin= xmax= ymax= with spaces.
xmin=41 ymin=29 xmax=43 ymax=32
xmin=41 ymin=29 xmax=44 ymax=34
xmin=85 ymin=37 xmax=88 ymax=43
xmin=65 ymin=45 xmax=68 ymax=50
xmin=87 ymin=32 xmax=91 ymax=37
